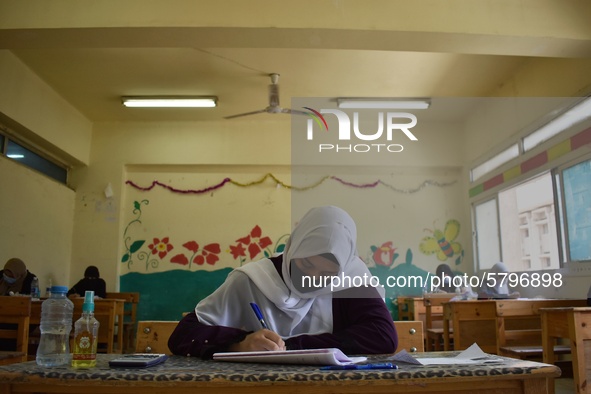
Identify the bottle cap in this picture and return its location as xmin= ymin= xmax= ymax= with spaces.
xmin=83 ymin=290 xmax=95 ymax=312
xmin=51 ymin=285 xmax=68 ymax=294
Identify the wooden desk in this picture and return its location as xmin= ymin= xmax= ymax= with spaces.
xmin=30 ymin=298 xmax=125 ymax=353
xmin=0 ymin=352 xmax=559 ymax=394
xmin=424 ymin=293 xmax=455 ymax=351
xmin=397 ymin=297 xmax=426 ymax=325
xmin=541 ymin=307 xmax=591 ymax=394
xmin=442 ymin=299 xmax=588 ymax=354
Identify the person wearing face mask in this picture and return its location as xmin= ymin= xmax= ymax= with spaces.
xmin=0 ymin=258 xmax=37 ymax=296
xmin=168 ymin=206 xmax=397 ymax=359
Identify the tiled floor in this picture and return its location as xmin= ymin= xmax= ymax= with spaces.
xmin=555 ymin=378 xmax=575 ymax=394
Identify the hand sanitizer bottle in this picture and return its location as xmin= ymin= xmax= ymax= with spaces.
xmin=72 ymin=291 xmax=100 ymax=368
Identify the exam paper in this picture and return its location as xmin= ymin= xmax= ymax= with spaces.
xmin=213 ymin=348 xmax=367 ymax=366
xmin=390 ymin=343 xmax=502 ymax=366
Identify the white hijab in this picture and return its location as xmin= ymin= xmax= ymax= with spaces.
xmin=483 ymin=262 xmax=510 ymax=295
xmin=195 ymin=206 xmax=378 ymax=338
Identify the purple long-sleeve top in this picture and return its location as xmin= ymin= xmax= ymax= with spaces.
xmin=168 ymin=255 xmax=398 ymax=359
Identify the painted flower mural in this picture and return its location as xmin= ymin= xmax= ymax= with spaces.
xmin=122 ymin=202 xmax=288 ymax=271
xmin=230 ymin=226 xmax=289 ymax=266
xmin=229 ymin=243 xmax=247 ymax=260
xmin=171 ymin=241 xmax=221 ymax=268
xmin=148 ymin=237 xmax=174 ymax=259
xmin=236 ymin=225 xmax=273 ymax=260
xmin=371 ymin=241 xmax=398 ymax=267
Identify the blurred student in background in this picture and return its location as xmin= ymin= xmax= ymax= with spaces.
xmin=0 ymin=258 xmax=36 ymax=296
xmin=67 ymin=265 xmax=107 ymax=298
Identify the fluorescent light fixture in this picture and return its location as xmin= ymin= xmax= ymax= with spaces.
xmin=122 ymin=96 xmax=217 ymax=108
xmin=7 ymin=154 xmax=24 ymax=159
xmin=523 ymin=97 xmax=591 ymax=152
xmin=471 ymin=143 xmax=519 ymax=182
xmin=337 ymin=98 xmax=430 ymax=109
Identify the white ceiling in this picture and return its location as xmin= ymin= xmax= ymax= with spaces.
xmin=2 ymin=1 xmax=591 ymax=124
xmin=11 ymin=47 xmax=527 ymax=122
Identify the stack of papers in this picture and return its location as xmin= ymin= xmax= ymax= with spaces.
xmin=391 ymin=343 xmax=503 ymax=365
xmin=213 ymin=348 xmax=367 ymax=366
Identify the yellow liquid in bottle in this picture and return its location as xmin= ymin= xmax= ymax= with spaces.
xmin=72 ymin=315 xmax=99 ymax=368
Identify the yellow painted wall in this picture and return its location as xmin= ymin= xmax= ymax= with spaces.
xmin=0 ymin=51 xmax=92 ymax=166
xmin=0 ymin=156 xmax=75 ymax=292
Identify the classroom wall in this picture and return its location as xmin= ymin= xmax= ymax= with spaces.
xmin=69 ymin=118 xmax=467 ymax=320
xmin=0 ymin=50 xmax=91 ymax=292
xmin=0 ymin=156 xmax=75 ymax=292
xmin=0 ymin=51 xmax=92 ymax=166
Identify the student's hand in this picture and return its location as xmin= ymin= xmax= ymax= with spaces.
xmin=229 ymin=329 xmax=286 ymax=352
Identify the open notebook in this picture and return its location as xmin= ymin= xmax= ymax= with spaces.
xmin=213 ymin=348 xmax=367 ymax=366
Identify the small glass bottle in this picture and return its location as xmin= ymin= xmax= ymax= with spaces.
xmin=72 ymin=291 xmax=100 ymax=368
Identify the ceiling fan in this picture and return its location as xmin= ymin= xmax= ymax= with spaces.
xmin=224 ymin=73 xmax=308 ymax=119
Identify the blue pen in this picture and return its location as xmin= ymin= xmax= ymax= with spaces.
xmin=320 ymin=363 xmax=397 ymax=370
xmin=250 ymin=302 xmax=269 ymax=329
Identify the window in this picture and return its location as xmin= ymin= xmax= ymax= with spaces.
xmin=0 ymin=128 xmax=68 ymax=184
xmin=470 ymin=143 xmax=519 ymax=182
xmin=473 ymin=199 xmax=501 ymax=270
xmin=498 ymin=172 xmax=559 ymax=272
xmin=474 ymin=155 xmax=591 ymax=272
xmin=558 ymin=158 xmax=591 ymax=262
xmin=523 ymin=97 xmax=591 ymax=152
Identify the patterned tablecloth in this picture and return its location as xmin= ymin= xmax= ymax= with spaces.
xmin=0 ymin=352 xmax=560 ymax=385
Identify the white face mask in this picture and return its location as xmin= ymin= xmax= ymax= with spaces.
xmin=3 ymin=273 xmax=17 ymax=284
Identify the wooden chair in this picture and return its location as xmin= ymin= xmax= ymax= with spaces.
xmin=135 ymin=321 xmax=178 ymax=355
xmin=71 ymin=298 xmax=118 ymax=353
xmin=541 ymin=307 xmax=591 ymax=394
xmin=497 ymin=300 xmax=586 ymax=360
xmin=424 ymin=294 xmax=455 ymax=351
xmin=106 ymin=292 xmax=140 ymax=353
xmin=393 ymin=320 xmax=424 ymax=354
xmin=0 ymin=296 xmax=31 ymax=365
xmin=447 ymin=301 xmax=498 ymax=353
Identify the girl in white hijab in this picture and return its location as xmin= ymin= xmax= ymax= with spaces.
xmin=478 ymin=262 xmax=520 ymax=299
xmin=168 ymin=206 xmax=397 ymax=358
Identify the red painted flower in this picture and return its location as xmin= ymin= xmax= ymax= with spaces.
xmin=373 ymin=241 xmax=396 ymax=267
xmin=229 ymin=243 xmax=247 ymax=260
xmin=194 ymin=243 xmax=221 ymax=265
xmin=148 ymin=237 xmax=174 ymax=259
xmin=183 ymin=241 xmax=199 ymax=253
xmin=170 ymin=254 xmax=189 ymax=265
xmin=236 ymin=225 xmax=273 ymax=260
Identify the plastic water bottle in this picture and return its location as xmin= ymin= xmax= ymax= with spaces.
xmin=72 ymin=291 xmax=99 ymax=368
xmin=36 ymin=285 xmax=74 ymax=367
xmin=30 ymin=276 xmax=40 ymax=299
xmin=45 ymin=277 xmax=53 ymax=298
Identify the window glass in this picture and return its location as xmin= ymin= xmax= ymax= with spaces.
xmin=474 ymin=199 xmax=501 ymax=270
xmin=6 ymin=140 xmax=67 ymax=184
xmin=498 ymin=172 xmax=559 ymax=271
xmin=562 ymin=159 xmax=591 ymax=262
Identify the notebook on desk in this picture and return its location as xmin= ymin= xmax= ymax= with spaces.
xmin=213 ymin=348 xmax=367 ymax=366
